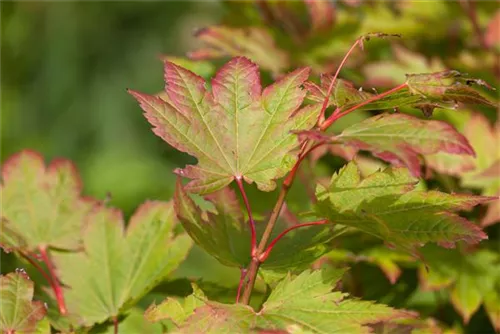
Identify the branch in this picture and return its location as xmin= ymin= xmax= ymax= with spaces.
xmin=235 ymin=177 xmax=257 ymax=256
xmin=460 ymin=0 xmax=488 ymax=49
xmin=320 ymin=82 xmax=408 ymax=130
xmin=39 ymin=246 xmax=67 ymax=315
xmin=259 ymin=220 xmax=328 ymax=262
xmin=235 ymin=268 xmax=248 ymax=303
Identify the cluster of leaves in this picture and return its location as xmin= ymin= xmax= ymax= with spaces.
xmin=1 ymin=1 xmax=499 ymax=333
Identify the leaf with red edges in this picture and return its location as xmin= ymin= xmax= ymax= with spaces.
xmin=314 ymin=161 xmax=490 ymax=255
xmin=1 ymin=150 xmax=94 ymax=252
xmin=129 ymin=57 xmax=320 ymax=194
xmin=0 ymin=271 xmax=47 ymax=333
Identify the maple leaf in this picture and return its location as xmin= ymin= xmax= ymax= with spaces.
xmin=418 ymin=246 xmax=500 ymax=327
xmin=306 ymin=70 xmax=495 ymax=117
xmin=174 ymin=179 xmax=336 ymax=270
xmin=129 ymin=57 xmax=320 ymax=194
xmin=147 ymin=269 xmax=412 ymax=333
xmin=51 ymin=201 xmax=192 ymax=327
xmin=0 ymin=271 xmax=47 ymax=334
xmin=314 ymin=161 xmax=490 ymax=254
xmin=188 ymin=27 xmax=289 ymax=74
xmin=1 ymin=150 xmax=94 ymax=252
xmin=306 ymin=113 xmax=475 ymax=177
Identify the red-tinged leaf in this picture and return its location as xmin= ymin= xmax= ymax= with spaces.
xmin=482 ymin=193 xmax=500 ymax=227
xmin=174 ymin=179 xmax=336 ymax=270
xmin=1 ymin=150 xmax=94 ymax=252
xmin=130 ymin=57 xmax=320 ymax=194
xmin=306 ymin=70 xmax=495 ymax=117
xmin=0 ymin=271 xmax=47 ymax=333
xmin=188 ymin=26 xmax=289 ymax=74
xmin=52 ymin=201 xmax=192 ymax=327
xmin=150 ymin=269 xmax=413 ymax=334
xmin=304 ymin=0 xmax=335 ymax=32
xmin=302 ymin=113 xmax=475 ymax=177
xmin=314 ymin=162 xmax=490 ymax=254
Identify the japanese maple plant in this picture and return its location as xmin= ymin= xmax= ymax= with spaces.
xmin=1 ymin=9 xmax=499 ymax=334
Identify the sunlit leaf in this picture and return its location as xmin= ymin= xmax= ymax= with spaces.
xmin=1 ymin=150 xmax=94 ymax=252
xmin=314 ymin=161 xmax=489 ymax=254
xmin=149 ymin=269 xmax=412 ymax=333
xmin=0 ymin=271 xmax=47 ymax=334
xmin=52 ymin=201 xmax=192 ymax=327
xmin=335 ymin=113 xmax=475 ymax=177
xmin=129 ymin=57 xmax=320 ymax=194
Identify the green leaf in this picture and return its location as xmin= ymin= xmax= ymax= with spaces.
xmin=129 ymin=57 xmax=321 ymax=194
xmin=145 ymin=283 xmax=206 ymax=325
xmin=0 ymin=271 xmax=47 ymax=334
xmin=306 ymin=70 xmax=494 ymax=117
xmin=151 ymin=269 xmax=412 ymax=333
xmin=335 ymin=113 xmax=475 ymax=177
xmin=175 ymin=179 xmax=337 ymax=269
xmin=418 ymin=247 xmax=500 ymax=325
xmin=189 ymin=26 xmax=289 ymax=74
xmin=52 ymin=201 xmax=192 ymax=327
xmin=1 ymin=150 xmax=93 ymax=252
xmin=314 ymin=161 xmax=489 ymax=254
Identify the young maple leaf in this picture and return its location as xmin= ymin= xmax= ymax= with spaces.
xmin=146 ymin=269 xmax=413 ymax=334
xmin=1 ymin=150 xmax=94 ymax=252
xmin=52 ymin=201 xmax=192 ymax=327
xmin=314 ymin=161 xmax=490 ymax=255
xmin=129 ymin=57 xmax=320 ymax=194
xmin=0 ymin=271 xmax=47 ymax=334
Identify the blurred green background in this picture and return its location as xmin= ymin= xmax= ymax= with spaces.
xmin=1 ymin=1 xmax=499 ymax=332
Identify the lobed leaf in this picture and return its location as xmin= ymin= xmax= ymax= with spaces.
xmin=335 ymin=113 xmax=475 ymax=177
xmin=0 ymin=271 xmax=47 ymax=333
xmin=174 ymin=179 xmax=336 ymax=270
xmin=149 ymin=269 xmax=412 ymax=334
xmin=52 ymin=201 xmax=192 ymax=327
xmin=1 ymin=150 xmax=94 ymax=252
xmin=314 ymin=161 xmax=490 ymax=254
xmin=130 ymin=57 xmax=320 ymax=194
xmin=306 ymin=70 xmax=495 ymax=117
xmin=188 ymin=26 xmax=289 ymax=74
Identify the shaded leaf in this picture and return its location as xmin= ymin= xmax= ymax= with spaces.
xmin=152 ymin=269 xmax=412 ymax=333
xmin=418 ymin=246 xmax=500 ymax=325
xmin=314 ymin=161 xmax=489 ymax=254
xmin=174 ymin=179 xmax=337 ymax=270
xmin=189 ymin=26 xmax=289 ymax=74
xmin=0 ymin=271 xmax=47 ymax=333
xmin=335 ymin=113 xmax=475 ymax=177
xmin=1 ymin=150 xmax=94 ymax=252
xmin=52 ymin=201 xmax=192 ymax=327
xmin=130 ymin=57 xmax=320 ymax=194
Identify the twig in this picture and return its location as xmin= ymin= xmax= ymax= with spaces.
xmin=19 ymin=251 xmax=52 ymax=284
xmin=259 ymin=220 xmax=328 ymax=262
xmin=317 ymin=37 xmax=365 ymax=124
xmin=39 ymin=246 xmax=67 ymax=315
xmin=113 ymin=316 xmax=119 ymax=334
xmin=460 ymin=0 xmax=488 ymax=49
xmin=235 ymin=177 xmax=257 ymax=256
xmin=320 ymin=83 xmax=408 ymax=130
xmin=235 ymin=268 xmax=248 ymax=303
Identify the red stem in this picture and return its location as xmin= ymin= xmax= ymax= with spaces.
xmin=318 ymin=37 xmax=364 ymax=124
xmin=320 ymin=83 xmax=409 ymax=130
xmin=19 ymin=252 xmax=52 ymax=284
xmin=113 ymin=316 xmax=119 ymax=334
xmin=235 ymin=268 xmax=248 ymax=303
xmin=235 ymin=177 xmax=257 ymax=257
xmin=259 ymin=220 xmax=328 ymax=262
xmin=38 ymin=246 xmax=67 ymax=315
